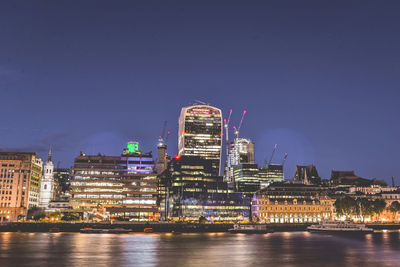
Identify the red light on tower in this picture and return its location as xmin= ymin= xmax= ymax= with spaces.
xmin=174 ymin=155 xmax=181 ymax=160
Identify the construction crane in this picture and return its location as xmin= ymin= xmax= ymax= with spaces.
xmin=234 ymin=110 xmax=247 ymax=138
xmin=263 ymin=144 xmax=277 ymax=169
xmin=224 ymin=109 xmax=233 ymax=160
xmin=269 ymin=144 xmax=278 ymax=165
xmin=282 ymin=153 xmax=288 ymax=166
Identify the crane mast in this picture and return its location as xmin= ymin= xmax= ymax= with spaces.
xmin=224 ymin=109 xmax=233 ymax=183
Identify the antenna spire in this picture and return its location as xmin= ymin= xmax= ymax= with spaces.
xmin=48 ymin=144 xmax=52 ymax=161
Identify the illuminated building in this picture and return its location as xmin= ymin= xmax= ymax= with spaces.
xmin=225 ymin=137 xmax=254 ymax=185
xmin=233 ymin=163 xmax=284 ymax=198
xmin=178 ymin=104 xmax=223 ymax=175
xmin=160 ymin=156 xmax=250 ymax=222
xmin=70 ymin=142 xmax=159 ymax=221
xmin=228 ymin=138 xmax=255 ymax=166
xmin=233 ymin=163 xmax=263 ymax=198
xmin=39 ymin=147 xmax=54 ymax=208
xmin=52 ymin=168 xmax=70 ymax=200
xmin=252 ymin=184 xmax=335 ymax=223
xmin=259 ymin=164 xmax=285 ymax=187
xmin=0 ymin=152 xmax=43 ymax=222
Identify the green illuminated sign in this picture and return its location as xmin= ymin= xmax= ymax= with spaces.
xmin=127 ymin=141 xmax=139 ymax=153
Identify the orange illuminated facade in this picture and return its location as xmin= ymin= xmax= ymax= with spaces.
xmin=252 ymin=184 xmax=335 ymax=223
xmin=0 ymin=152 xmax=43 ymax=222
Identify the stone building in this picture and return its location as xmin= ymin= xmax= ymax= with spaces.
xmin=39 ymin=147 xmax=54 ymax=208
xmin=0 ymin=152 xmax=42 ymax=222
xmin=252 ymin=183 xmax=335 ymax=223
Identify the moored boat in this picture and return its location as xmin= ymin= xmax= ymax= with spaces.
xmin=107 ymin=228 xmax=131 ymax=234
xmin=80 ymin=228 xmax=131 ymax=233
xmin=80 ymin=228 xmax=105 ymax=233
xmin=228 ymin=224 xmax=273 ymax=234
xmin=307 ymin=221 xmax=374 ymax=233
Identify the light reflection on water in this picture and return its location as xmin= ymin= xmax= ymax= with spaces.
xmin=0 ymin=232 xmax=399 ymax=267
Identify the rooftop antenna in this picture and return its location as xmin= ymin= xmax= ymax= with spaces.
xmin=392 ymin=176 xmax=395 ymax=187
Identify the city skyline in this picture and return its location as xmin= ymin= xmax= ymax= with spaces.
xmin=1 ymin=2 xmax=400 ymax=183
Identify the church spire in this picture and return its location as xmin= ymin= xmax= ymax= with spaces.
xmin=48 ymin=144 xmax=52 ymax=161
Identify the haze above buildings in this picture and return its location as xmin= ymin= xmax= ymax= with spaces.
xmin=1 ymin=2 xmax=400 ymax=183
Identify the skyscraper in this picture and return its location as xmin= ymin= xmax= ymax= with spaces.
xmin=225 ymin=137 xmax=255 ymax=184
xmin=228 ymin=138 xmax=255 ymax=166
xmin=178 ymin=104 xmax=223 ymax=175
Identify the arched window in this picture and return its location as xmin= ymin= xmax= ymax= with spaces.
xmin=44 ymin=184 xmax=47 ymax=190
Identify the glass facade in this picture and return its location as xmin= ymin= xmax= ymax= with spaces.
xmin=70 ymin=146 xmax=159 ymax=221
xmin=159 ymin=156 xmax=250 ymax=222
xmin=178 ymin=105 xmax=223 ymax=175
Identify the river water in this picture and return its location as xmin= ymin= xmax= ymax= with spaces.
xmin=0 ymin=231 xmax=399 ymax=267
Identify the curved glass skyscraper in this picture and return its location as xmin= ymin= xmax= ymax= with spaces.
xmin=178 ymin=104 xmax=223 ymax=175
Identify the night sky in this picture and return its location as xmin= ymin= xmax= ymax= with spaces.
xmin=1 ymin=1 xmax=400 ymax=183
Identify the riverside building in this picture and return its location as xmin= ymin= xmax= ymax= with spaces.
xmin=159 ymin=155 xmax=250 ymax=222
xmin=178 ymin=104 xmax=223 ymax=175
xmin=0 ymin=152 xmax=42 ymax=222
xmin=70 ymin=142 xmax=159 ymax=221
xmin=252 ymin=183 xmax=335 ymax=223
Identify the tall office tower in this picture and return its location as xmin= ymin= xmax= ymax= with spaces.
xmin=228 ymin=138 xmax=255 ymax=166
xmin=225 ymin=137 xmax=255 ymax=185
xmin=0 ymin=152 xmax=42 ymax=222
xmin=178 ymin=104 xmax=223 ymax=175
xmin=52 ymin=168 xmax=70 ymax=200
xmin=39 ymin=147 xmax=54 ymax=208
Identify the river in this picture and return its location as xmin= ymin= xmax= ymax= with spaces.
xmin=0 ymin=231 xmax=399 ymax=266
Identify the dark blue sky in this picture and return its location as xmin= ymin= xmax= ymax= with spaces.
xmin=1 ymin=1 xmax=400 ymax=183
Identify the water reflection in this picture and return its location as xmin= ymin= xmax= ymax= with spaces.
xmin=0 ymin=232 xmax=399 ymax=267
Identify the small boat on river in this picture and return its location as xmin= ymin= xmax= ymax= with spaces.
xmin=228 ymin=224 xmax=273 ymax=234
xmin=80 ymin=228 xmax=131 ymax=234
